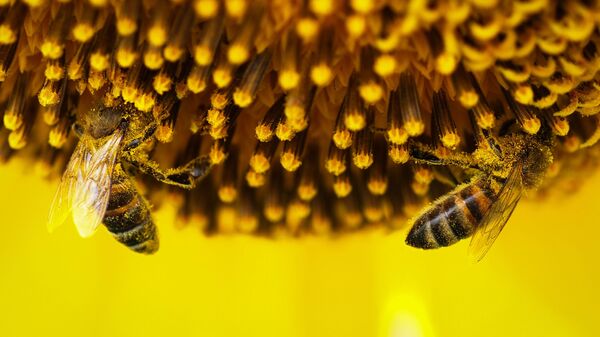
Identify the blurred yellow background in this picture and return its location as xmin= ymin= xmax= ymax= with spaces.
xmin=0 ymin=159 xmax=598 ymax=337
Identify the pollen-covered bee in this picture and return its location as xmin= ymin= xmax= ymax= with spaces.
xmin=47 ymin=100 xmax=212 ymax=254
xmin=405 ymin=125 xmax=553 ymax=261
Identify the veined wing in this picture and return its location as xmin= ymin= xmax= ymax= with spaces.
xmin=47 ymin=141 xmax=87 ymax=233
xmin=72 ymin=129 xmax=124 ymax=238
xmin=468 ymin=163 xmax=524 ymax=262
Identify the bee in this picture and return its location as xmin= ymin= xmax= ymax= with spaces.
xmin=405 ymin=126 xmax=553 ymax=261
xmin=47 ymin=100 xmax=212 ymax=254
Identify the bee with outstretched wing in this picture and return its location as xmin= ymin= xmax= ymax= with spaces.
xmin=47 ymin=101 xmax=212 ymax=254
xmin=406 ymin=130 xmax=552 ymax=261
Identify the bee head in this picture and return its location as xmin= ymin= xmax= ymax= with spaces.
xmin=521 ymin=138 xmax=553 ymax=189
xmin=76 ymin=104 xmax=127 ymax=139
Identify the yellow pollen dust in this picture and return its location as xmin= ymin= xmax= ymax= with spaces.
xmin=207 ymin=109 xmax=226 ymax=127
xmin=280 ymin=152 xmax=302 ymax=172
xmin=459 ymin=91 xmax=479 ymax=108
xmin=514 ymin=85 xmax=534 ymax=105
xmin=121 ymin=86 xmax=138 ymax=103
xmin=284 ymin=104 xmax=305 ymax=121
xmin=368 ymin=178 xmax=388 ymax=195
xmin=298 ymin=185 xmax=317 ymax=201
xmin=194 ymin=45 xmax=213 ymax=66
xmin=553 ymin=119 xmax=570 ymax=136
xmin=211 ymin=94 xmax=229 ymax=110
xmin=22 ymin=0 xmax=45 ymax=7
xmin=276 ymin=122 xmax=295 ymax=141
xmin=225 ymin=0 xmax=247 ymax=19
xmin=333 ymin=130 xmax=353 ymax=149
xmin=43 ymin=109 xmax=59 ymax=125
xmin=309 ymin=0 xmax=335 ymax=16
xmin=441 ymin=132 xmax=461 ymax=149
xmin=89 ymin=0 xmax=107 ymax=7
xmin=209 ymin=144 xmax=227 ymax=165
xmin=144 ymin=50 xmax=165 ymax=70
xmin=412 ymin=181 xmax=429 ymax=196
xmin=164 ymin=45 xmax=184 ymax=63
xmin=374 ymin=54 xmax=397 ymax=77
xmin=147 ymin=26 xmax=167 ymax=47
xmin=436 ymin=53 xmax=457 ymax=75
xmin=359 ymin=82 xmax=384 ymax=104
xmin=344 ymin=113 xmax=366 ymax=132
xmin=522 ymin=117 xmax=541 ymax=134
xmin=325 ymin=158 xmax=346 ymax=176
xmin=264 ymin=205 xmax=284 ymax=223
xmin=246 ymin=170 xmax=265 ymax=188
xmin=353 ymin=153 xmax=373 ymax=169
xmin=218 ymin=186 xmax=238 ymax=203
xmin=404 ymin=120 xmax=425 ymax=137
xmin=351 ymin=0 xmax=375 ymax=14
xmin=8 ymin=129 xmax=26 ymax=150
xmin=389 ymin=145 xmax=409 ymax=164
xmin=249 ymin=154 xmax=271 ymax=174
xmin=213 ymin=68 xmax=232 ymax=88
xmin=187 ymin=75 xmax=207 ymax=94
xmin=310 ymin=64 xmax=333 ymax=87
xmin=48 ymin=128 xmax=67 ymax=148
xmin=156 ymin=125 xmax=174 ymax=143
xmin=289 ymin=116 xmax=308 ymax=132
xmin=72 ymin=24 xmax=95 ymax=42
xmin=68 ymin=63 xmax=83 ymax=80
xmin=116 ymin=49 xmax=137 ymax=68
xmin=296 ymin=18 xmax=319 ymax=42
xmin=233 ymin=89 xmax=254 ymax=108
xmin=238 ymin=215 xmax=258 ymax=233
xmin=38 ymin=87 xmax=59 ymax=107
xmin=278 ymin=70 xmax=300 ymax=91
xmin=414 ymin=168 xmax=434 ymax=184
xmin=45 ymin=65 xmax=64 ymax=81
xmin=255 ymin=124 xmax=274 ymax=142
xmin=153 ymin=75 xmax=172 ymax=95
xmin=117 ymin=18 xmax=137 ymax=36
xmin=90 ymin=53 xmax=110 ymax=72
xmin=0 ymin=25 xmax=17 ymax=44
xmin=134 ymin=94 xmax=156 ymax=112
xmin=3 ymin=113 xmax=23 ymax=131
xmin=476 ymin=111 xmax=495 ymax=129
xmin=228 ymin=44 xmax=249 ymax=65
xmin=333 ymin=179 xmax=352 ymax=197
xmin=387 ymin=127 xmax=408 ymax=145
xmin=346 ymin=15 xmax=366 ymax=38
xmin=195 ymin=0 xmax=219 ymax=18
xmin=40 ymin=41 xmax=64 ymax=59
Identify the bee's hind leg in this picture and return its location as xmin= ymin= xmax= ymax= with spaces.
xmin=123 ymin=153 xmax=212 ymax=189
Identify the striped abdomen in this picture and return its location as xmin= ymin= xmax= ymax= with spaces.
xmin=103 ymin=164 xmax=159 ymax=254
xmin=406 ymin=179 xmax=497 ymax=249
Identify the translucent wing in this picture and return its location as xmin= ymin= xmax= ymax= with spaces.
xmin=47 ymin=130 xmax=124 ymax=237
xmin=468 ymin=163 xmax=524 ymax=262
xmin=72 ymin=130 xmax=124 ymax=238
xmin=47 ymin=141 xmax=87 ymax=233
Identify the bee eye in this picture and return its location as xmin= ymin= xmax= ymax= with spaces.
xmin=72 ymin=123 xmax=84 ymax=138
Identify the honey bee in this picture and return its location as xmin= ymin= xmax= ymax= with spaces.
xmin=405 ymin=127 xmax=553 ymax=261
xmin=47 ymin=100 xmax=212 ymax=254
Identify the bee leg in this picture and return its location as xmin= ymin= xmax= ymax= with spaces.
xmin=122 ymin=123 xmax=158 ymax=152
xmin=408 ymin=140 xmax=480 ymax=170
xmin=123 ymin=153 xmax=212 ymax=189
